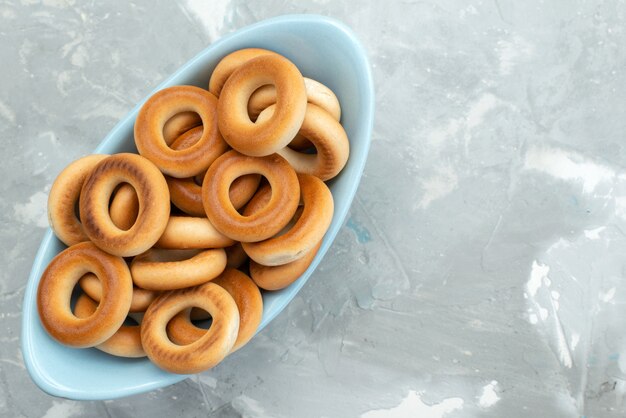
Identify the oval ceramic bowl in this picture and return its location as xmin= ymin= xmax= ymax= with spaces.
xmin=21 ymin=14 xmax=374 ymax=400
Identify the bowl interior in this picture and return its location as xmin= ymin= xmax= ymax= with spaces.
xmin=22 ymin=14 xmax=374 ymax=400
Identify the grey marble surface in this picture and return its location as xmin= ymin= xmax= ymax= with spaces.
xmin=2 ymin=0 xmax=626 ymax=417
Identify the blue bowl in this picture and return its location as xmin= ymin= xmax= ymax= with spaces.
xmin=21 ymin=14 xmax=374 ymax=400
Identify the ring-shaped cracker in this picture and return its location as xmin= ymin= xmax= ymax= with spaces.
xmin=217 ymin=55 xmax=307 ymax=157
xmin=135 ymin=86 xmax=225 ymax=178
xmin=202 ymin=150 xmax=300 ymax=242
xmin=37 ymin=242 xmax=133 ymax=347
xmin=140 ymin=282 xmax=239 ymax=374
xmin=79 ymin=153 xmax=170 ymax=257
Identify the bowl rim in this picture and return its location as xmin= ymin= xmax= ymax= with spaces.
xmin=21 ymin=13 xmax=374 ymax=400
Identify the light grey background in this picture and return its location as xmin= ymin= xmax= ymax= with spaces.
xmin=2 ymin=0 xmax=626 ymax=417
